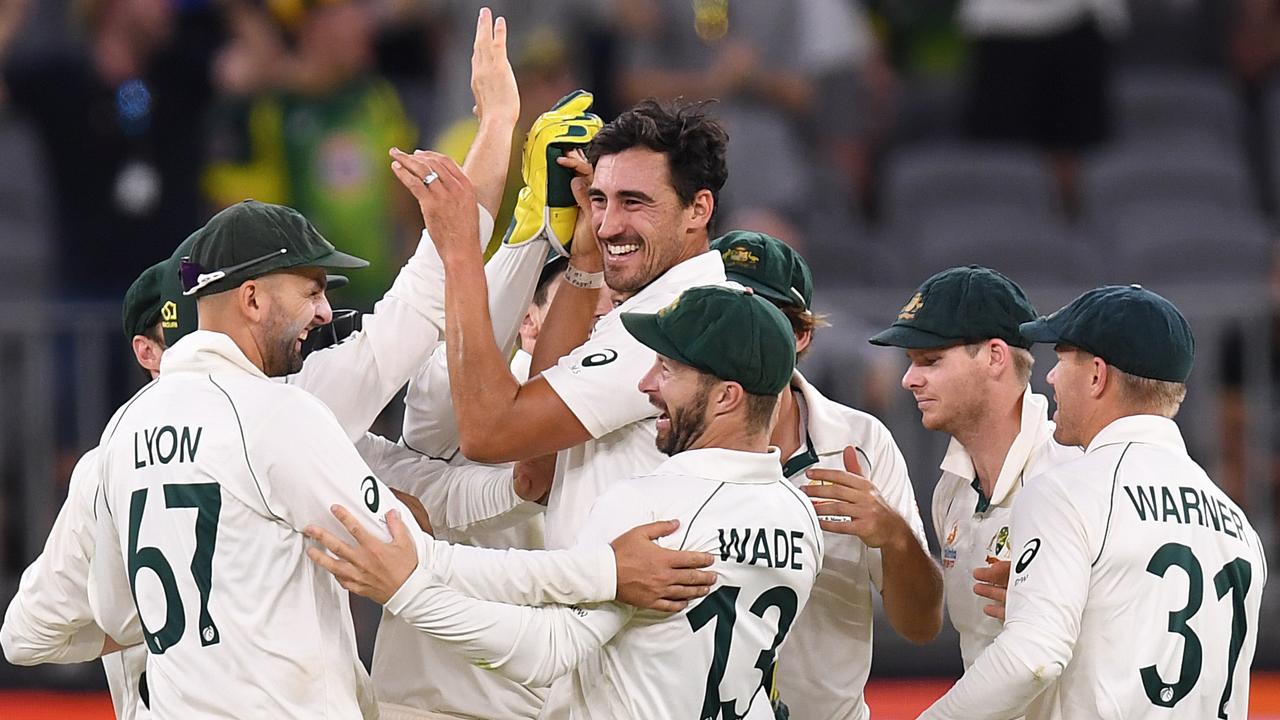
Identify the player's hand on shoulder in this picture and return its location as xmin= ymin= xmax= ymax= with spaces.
xmin=389 ymin=148 xmax=481 ymax=262
xmin=305 ymin=505 xmax=419 ymax=605
xmin=973 ymin=560 xmax=1010 ymax=621
xmin=802 ymin=446 xmax=914 ymax=549
xmin=611 ymin=519 xmax=717 ymax=613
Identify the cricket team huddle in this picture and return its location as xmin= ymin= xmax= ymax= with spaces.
xmin=0 ymin=9 xmax=1268 ymax=720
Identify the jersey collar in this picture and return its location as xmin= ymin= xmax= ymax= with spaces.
xmin=1085 ymin=414 xmax=1187 ymax=456
xmin=159 ymin=329 xmax=270 ymax=380
xmin=655 ymin=447 xmax=785 ymax=485
xmin=940 ymin=386 xmax=1055 ymax=512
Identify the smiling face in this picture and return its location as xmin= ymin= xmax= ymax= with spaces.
xmin=638 ymin=354 xmax=715 ymax=456
xmin=255 ymin=267 xmax=333 ymax=376
xmin=589 ymin=148 xmax=708 ymax=294
xmin=1045 ymin=345 xmax=1094 ymax=447
xmin=901 ymin=344 xmax=988 ymax=434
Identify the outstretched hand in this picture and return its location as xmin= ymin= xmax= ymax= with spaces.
xmin=612 ymin=520 xmax=717 ymax=613
xmin=390 ymin=149 xmax=482 ymax=263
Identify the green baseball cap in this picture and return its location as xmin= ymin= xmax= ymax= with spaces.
xmin=710 ymin=230 xmax=813 ymax=310
xmin=869 ymin=265 xmax=1037 ymax=350
xmin=159 ymin=218 xmax=353 ymax=346
xmin=1019 ymin=284 xmax=1195 ymax=382
xmin=621 ymin=285 xmax=796 ymax=395
xmin=180 ymin=200 xmax=367 ymax=297
xmin=122 ymin=260 xmax=167 ymax=340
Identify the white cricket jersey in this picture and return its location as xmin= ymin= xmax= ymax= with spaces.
xmin=1 ymin=448 xmax=151 ymax=720
xmin=384 ymin=447 xmax=824 ymax=719
xmin=89 ymin=331 xmax=619 ymax=719
xmin=923 ymin=415 xmax=1268 ymax=720
xmin=4 ymin=211 xmax=508 ymax=720
xmin=540 ymin=250 xmax=727 ymax=549
xmin=774 ymin=372 xmax=926 ymax=720
xmin=359 ymin=433 xmax=550 ymax=720
xmin=932 ymin=388 xmax=1081 ymax=668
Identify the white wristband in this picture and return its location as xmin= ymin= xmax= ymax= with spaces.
xmin=564 ymin=265 xmax=604 ymax=289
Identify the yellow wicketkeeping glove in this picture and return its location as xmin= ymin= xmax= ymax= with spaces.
xmin=503 ymin=90 xmax=603 ymax=255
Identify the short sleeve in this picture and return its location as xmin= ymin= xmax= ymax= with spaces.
xmin=540 ymin=316 xmax=658 ymax=439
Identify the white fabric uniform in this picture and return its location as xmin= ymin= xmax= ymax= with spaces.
xmin=774 ymin=372 xmax=926 ymax=720
xmin=89 ymin=331 xmax=617 ymax=719
xmin=380 ymin=232 xmax=553 ymax=719
xmin=923 ymin=415 xmax=1268 ymax=720
xmin=932 ymin=388 xmax=1081 ymax=669
xmin=385 ymin=447 xmax=824 ymax=720
xmin=540 ymin=250 xmax=727 ymax=549
xmin=0 ymin=213 xmax=494 ymax=720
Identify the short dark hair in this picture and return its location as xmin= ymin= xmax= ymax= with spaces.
xmin=695 ymin=372 xmax=778 ymax=435
xmin=141 ymin=318 xmax=165 ymax=347
xmin=588 ymin=98 xmax=729 ymax=221
xmin=533 ymin=257 xmax=569 ymax=308
xmin=778 ymin=304 xmax=829 ymax=361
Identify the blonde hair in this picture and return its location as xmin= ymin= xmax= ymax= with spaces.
xmin=1112 ymin=368 xmax=1187 ymax=418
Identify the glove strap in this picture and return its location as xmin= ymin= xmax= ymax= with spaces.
xmin=564 ymin=265 xmax=605 ymax=290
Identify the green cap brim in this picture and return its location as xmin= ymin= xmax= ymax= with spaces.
xmin=868 ymin=324 xmax=969 ymax=349
xmin=1018 ymin=318 xmax=1063 ymax=345
xmin=310 ymin=249 xmax=369 ymax=270
xmin=621 ymin=312 xmax=695 ymax=368
xmin=727 ymin=273 xmax=806 ymax=310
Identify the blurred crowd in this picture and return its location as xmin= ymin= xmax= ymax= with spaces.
xmin=1 ymin=0 xmax=1278 ymax=306
xmin=3 ymin=0 xmax=1280 ymax=514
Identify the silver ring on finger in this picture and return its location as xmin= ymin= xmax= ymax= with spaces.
xmin=421 ymin=171 xmax=440 ymax=187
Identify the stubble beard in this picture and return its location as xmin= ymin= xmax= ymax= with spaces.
xmin=656 ymin=392 xmax=711 ymax=457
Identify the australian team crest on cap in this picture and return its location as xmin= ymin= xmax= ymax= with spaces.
xmin=721 ymin=245 xmax=760 ymax=269
xmin=160 ymin=300 xmax=178 ymax=330
xmin=898 ymin=292 xmax=924 ymax=321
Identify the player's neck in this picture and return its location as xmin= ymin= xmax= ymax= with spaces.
xmin=691 ymin=421 xmax=771 ymax=455
xmin=769 ymin=385 xmax=803 ymax=462
xmin=958 ymin=390 xmax=1024 ymax=498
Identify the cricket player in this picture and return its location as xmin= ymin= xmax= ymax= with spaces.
xmin=308 ymin=285 xmax=824 ymax=719
xmin=86 ymin=201 xmax=707 ymax=718
xmin=398 ymin=97 xmax=731 ymax=553
xmin=868 ymin=266 xmax=1081 ymax=670
xmin=709 ymin=230 xmax=943 ymax=719
xmin=922 ymin=284 xmax=1267 ymax=719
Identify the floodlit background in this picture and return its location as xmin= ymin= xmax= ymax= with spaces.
xmin=0 ymin=0 xmax=1278 ymax=716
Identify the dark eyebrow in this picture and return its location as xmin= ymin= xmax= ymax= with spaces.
xmin=617 ymin=190 xmax=655 ymax=203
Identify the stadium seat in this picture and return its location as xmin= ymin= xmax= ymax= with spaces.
xmin=1107 ymin=200 xmax=1274 ymax=284
xmin=910 ymin=205 xmax=1087 ymax=286
xmin=881 ymin=143 xmax=1058 ymax=228
xmin=1113 ymin=69 xmax=1243 ymax=148
xmin=1080 ymin=141 xmax=1254 ymax=229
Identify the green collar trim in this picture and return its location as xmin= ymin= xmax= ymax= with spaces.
xmin=783 ymin=432 xmax=820 ymax=479
xmin=971 ymin=476 xmax=992 ymax=514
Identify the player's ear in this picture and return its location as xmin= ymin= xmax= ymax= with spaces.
xmin=987 ymin=339 xmax=1009 ymax=377
xmin=131 ymin=335 xmax=163 ymax=375
xmin=713 ymin=380 xmax=746 ymax=417
xmin=239 ymin=280 xmax=264 ymax=321
xmin=794 ymin=329 xmax=813 ymax=355
xmin=685 ymin=189 xmax=714 ymax=232
xmin=1091 ymin=356 xmax=1110 ymax=399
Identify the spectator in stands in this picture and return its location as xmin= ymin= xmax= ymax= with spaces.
xmin=616 ymin=0 xmax=878 ymax=230
xmin=204 ymin=0 xmax=417 ymax=310
xmin=958 ymin=0 xmax=1127 ymax=212
xmin=0 ymin=0 xmax=224 ymax=301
